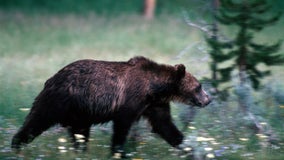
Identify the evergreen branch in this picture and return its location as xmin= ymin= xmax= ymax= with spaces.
xmin=206 ymin=37 xmax=233 ymax=49
xmin=247 ymin=12 xmax=282 ymax=30
xmin=218 ymin=67 xmax=234 ymax=82
xmin=249 ymin=41 xmax=282 ymax=53
xmin=250 ymin=3 xmax=271 ymax=14
xmin=220 ymin=0 xmax=244 ymax=12
xmin=251 ymin=52 xmax=284 ymax=66
xmin=248 ymin=74 xmax=261 ymax=89
xmin=216 ymin=9 xmax=238 ymax=25
xmin=248 ymin=65 xmax=270 ymax=78
xmin=248 ymin=0 xmax=266 ymax=9
xmin=263 ymin=54 xmax=284 ymax=65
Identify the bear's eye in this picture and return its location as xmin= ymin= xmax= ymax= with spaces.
xmin=194 ymin=85 xmax=201 ymax=92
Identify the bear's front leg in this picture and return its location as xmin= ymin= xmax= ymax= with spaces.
xmin=143 ymin=103 xmax=184 ymax=147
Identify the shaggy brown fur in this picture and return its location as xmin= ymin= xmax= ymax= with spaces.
xmin=11 ymin=56 xmax=211 ymax=157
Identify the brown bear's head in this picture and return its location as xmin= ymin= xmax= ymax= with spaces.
xmin=174 ymin=64 xmax=211 ymax=107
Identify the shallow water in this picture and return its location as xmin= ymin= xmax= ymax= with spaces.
xmin=0 ymin=119 xmax=181 ymax=160
xmin=1 ymin=115 xmax=284 ymax=160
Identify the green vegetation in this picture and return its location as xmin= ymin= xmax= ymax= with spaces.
xmin=201 ymin=0 xmax=284 ymax=147
xmin=209 ymin=0 xmax=283 ymax=89
xmin=0 ymin=7 xmax=284 ymax=160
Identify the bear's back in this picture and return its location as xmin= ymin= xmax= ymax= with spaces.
xmin=45 ymin=59 xmax=130 ymax=88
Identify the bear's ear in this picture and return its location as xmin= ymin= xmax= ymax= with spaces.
xmin=175 ymin=64 xmax=186 ymax=79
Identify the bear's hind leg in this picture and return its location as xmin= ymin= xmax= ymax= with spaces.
xmin=67 ymin=126 xmax=91 ymax=151
xmin=11 ymin=111 xmax=54 ymax=149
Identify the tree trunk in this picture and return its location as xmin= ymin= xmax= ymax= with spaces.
xmin=236 ymin=36 xmax=264 ymax=134
xmin=236 ymin=26 xmax=249 ymax=114
xmin=144 ymin=0 xmax=156 ymax=20
xmin=211 ymin=0 xmax=219 ymax=82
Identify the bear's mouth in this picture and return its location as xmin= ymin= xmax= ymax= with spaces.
xmin=188 ymin=98 xmax=209 ymax=108
xmin=186 ymin=99 xmax=201 ymax=107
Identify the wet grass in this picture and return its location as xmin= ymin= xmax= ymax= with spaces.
xmin=0 ymin=12 xmax=284 ymax=159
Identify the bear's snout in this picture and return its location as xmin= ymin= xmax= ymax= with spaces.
xmin=202 ymin=94 xmax=211 ymax=107
xmin=193 ymin=89 xmax=212 ymax=107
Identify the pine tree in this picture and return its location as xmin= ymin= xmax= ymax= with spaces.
xmin=206 ymin=0 xmax=284 ymax=135
xmin=208 ymin=0 xmax=283 ymax=90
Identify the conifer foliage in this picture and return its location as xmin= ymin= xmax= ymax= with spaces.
xmin=207 ymin=0 xmax=283 ymax=89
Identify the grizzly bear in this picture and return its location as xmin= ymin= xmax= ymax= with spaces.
xmin=11 ymin=56 xmax=211 ymax=157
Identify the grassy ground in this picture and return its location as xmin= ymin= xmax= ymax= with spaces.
xmin=0 ymin=12 xmax=284 ymax=159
